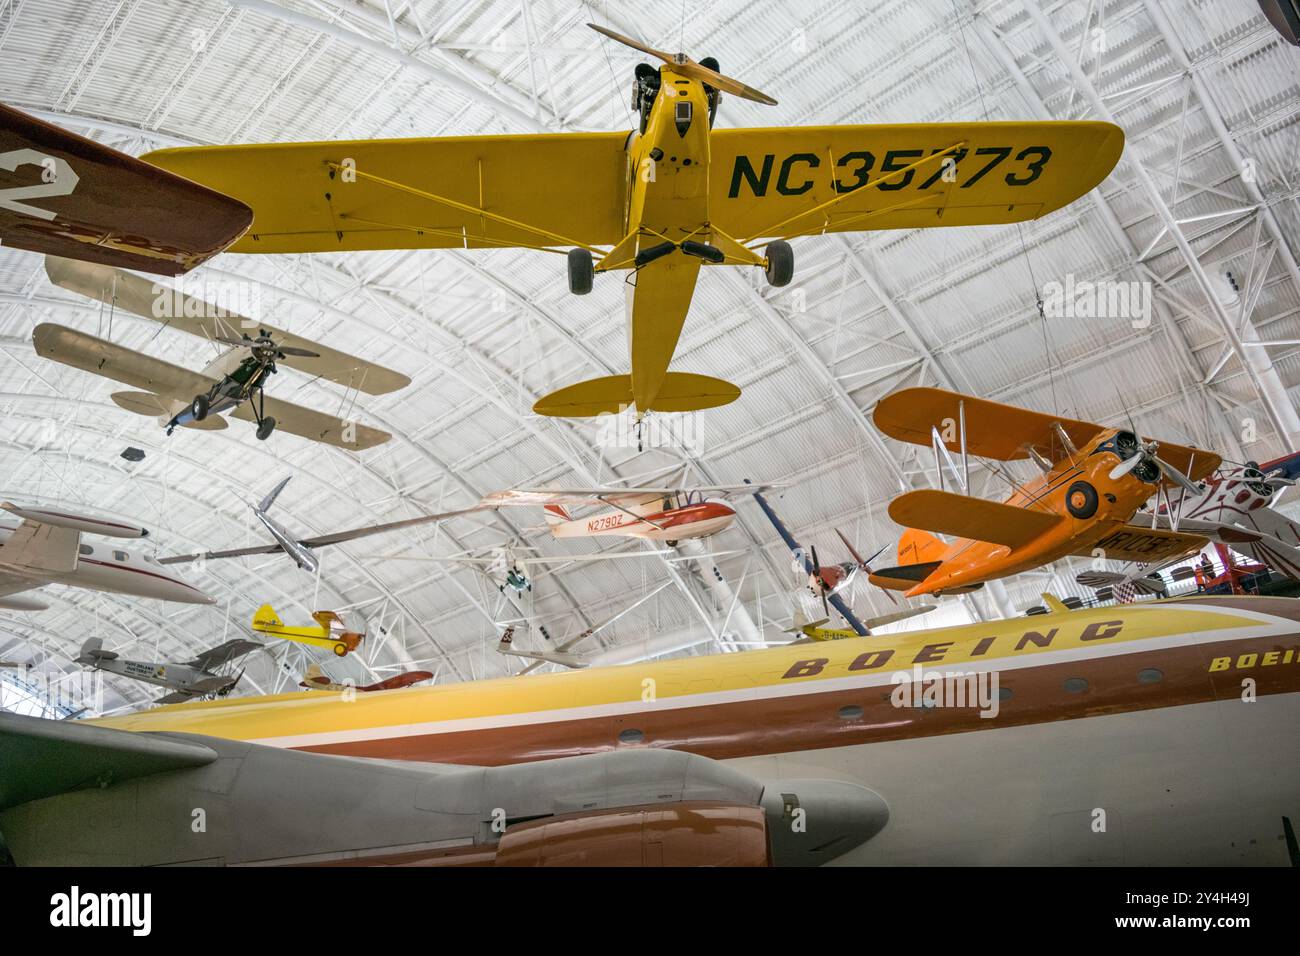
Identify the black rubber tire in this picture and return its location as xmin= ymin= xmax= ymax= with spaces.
xmin=333 ymin=643 xmax=348 ymax=657
xmin=568 ymin=248 xmax=594 ymax=295
xmin=1065 ymin=480 xmax=1099 ymax=519
xmin=765 ymin=240 xmax=794 ymax=287
xmin=256 ymin=416 xmax=276 ymax=441
xmin=191 ymin=394 xmax=209 ymax=421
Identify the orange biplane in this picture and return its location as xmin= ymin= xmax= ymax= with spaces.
xmin=868 ymin=388 xmax=1222 ymax=598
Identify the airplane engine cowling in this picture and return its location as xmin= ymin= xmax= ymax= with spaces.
xmin=0 ymin=504 xmax=148 ymax=539
xmin=494 ymin=801 xmax=770 ymax=867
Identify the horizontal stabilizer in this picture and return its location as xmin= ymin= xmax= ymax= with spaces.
xmin=0 ymin=711 xmax=216 ymax=811
xmin=888 ymin=489 xmax=1062 ymax=548
xmin=868 ymin=560 xmax=942 ymax=590
xmin=533 ymin=373 xmax=740 ymax=417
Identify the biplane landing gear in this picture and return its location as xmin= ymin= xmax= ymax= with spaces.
xmin=764 ymin=240 xmax=793 ymax=287
xmin=568 ymin=248 xmax=594 ymax=295
xmin=256 ymin=417 xmax=277 ymax=441
xmin=252 ymin=387 xmax=276 ymax=441
xmin=190 ymin=394 xmax=209 ymax=421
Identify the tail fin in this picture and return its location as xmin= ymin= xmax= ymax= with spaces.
xmin=257 ymin=476 xmax=293 ymax=513
xmin=302 ymin=663 xmax=325 ymax=685
xmin=252 ymin=604 xmax=282 ymax=629
xmin=543 ymin=504 xmax=572 ymax=528
xmin=897 ymin=528 xmax=944 ymax=565
xmin=497 ymin=626 xmax=516 ymax=652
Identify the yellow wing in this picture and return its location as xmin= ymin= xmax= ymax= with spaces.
xmin=142 ymin=132 xmax=630 ymax=254
xmin=710 ymin=121 xmax=1123 ymax=241
xmin=889 ymin=489 xmax=1063 ymax=548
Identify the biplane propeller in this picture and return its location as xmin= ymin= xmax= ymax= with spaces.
xmin=1 ymin=23 xmax=1124 ymax=424
xmin=868 ymin=387 xmax=1223 ymax=598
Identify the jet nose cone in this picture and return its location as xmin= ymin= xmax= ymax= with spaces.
xmin=761 ymin=779 xmax=889 ymax=867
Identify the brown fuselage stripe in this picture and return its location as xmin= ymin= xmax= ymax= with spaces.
xmin=296 ymin=630 xmax=1300 ymax=767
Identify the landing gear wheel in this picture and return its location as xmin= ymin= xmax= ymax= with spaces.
xmin=764 ymin=240 xmax=793 ymax=287
xmin=1065 ymin=480 xmax=1099 ymax=520
xmin=568 ymin=248 xmax=594 ymax=295
xmin=333 ymin=642 xmax=348 ymax=657
xmin=191 ymin=394 xmax=209 ymax=421
xmin=256 ymin=416 xmax=277 ymax=441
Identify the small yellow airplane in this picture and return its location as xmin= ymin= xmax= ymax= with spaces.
xmin=0 ymin=24 xmax=1121 ymax=422
xmin=783 ymin=604 xmax=935 ymax=643
xmin=250 ymin=604 xmax=364 ymax=658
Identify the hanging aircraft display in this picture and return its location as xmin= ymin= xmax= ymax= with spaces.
xmin=495 ymin=581 xmax=673 ymax=672
xmin=157 ymin=476 xmax=483 ymax=570
xmin=0 ymin=21 xmax=1123 ymax=423
xmin=298 ymin=663 xmax=433 ymax=693
xmin=781 ymin=604 xmax=934 ymax=643
xmin=749 ymin=483 xmax=900 ymax=636
xmin=75 ymin=636 xmax=262 ymax=704
xmin=250 ymin=605 xmax=364 ymax=658
xmin=481 ymin=481 xmax=779 ymax=546
xmin=0 ymin=502 xmax=212 ymax=608
xmin=31 ymin=257 xmax=406 ymax=449
xmin=868 ymin=387 xmax=1223 ymax=598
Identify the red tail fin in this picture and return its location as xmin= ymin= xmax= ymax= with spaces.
xmin=543 ymin=504 xmax=571 ymax=527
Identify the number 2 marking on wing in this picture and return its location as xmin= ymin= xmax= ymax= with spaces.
xmin=0 ymin=149 xmax=80 ymax=220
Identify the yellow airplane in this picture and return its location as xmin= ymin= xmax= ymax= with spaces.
xmin=250 ymin=604 xmax=364 ymax=658
xmin=783 ymin=604 xmax=935 ymax=642
xmin=117 ymin=24 xmax=1123 ymax=423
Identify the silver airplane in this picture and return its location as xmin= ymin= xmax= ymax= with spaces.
xmin=76 ymin=637 xmax=263 ymax=704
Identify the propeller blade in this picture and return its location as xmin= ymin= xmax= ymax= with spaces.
xmin=1109 ymin=453 xmax=1144 ymax=481
xmin=1154 ymin=456 xmax=1202 ymax=494
xmin=820 ymin=589 xmax=831 ymax=619
xmin=673 ymin=60 xmax=779 ymax=105
xmin=588 ymin=22 xmax=676 ymax=63
xmin=587 ymin=22 xmax=777 ymax=106
xmin=276 ymin=346 xmax=320 ymax=357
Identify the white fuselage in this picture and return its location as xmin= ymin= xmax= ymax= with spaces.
xmin=0 ymin=523 xmax=213 ymax=605
xmin=549 ymin=495 xmax=736 ymax=542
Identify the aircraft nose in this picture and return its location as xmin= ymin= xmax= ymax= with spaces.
xmin=760 ymin=779 xmax=890 ymax=866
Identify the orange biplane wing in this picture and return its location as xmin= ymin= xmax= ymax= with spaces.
xmin=889 ymin=489 xmax=1062 ymax=549
xmin=873 ymin=387 xmax=1107 ymax=464
xmin=1073 ymin=525 xmax=1207 ymax=563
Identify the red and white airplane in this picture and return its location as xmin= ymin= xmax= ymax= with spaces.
xmin=481 ymin=483 xmax=779 ymax=546
xmin=0 ymin=502 xmax=214 ymax=609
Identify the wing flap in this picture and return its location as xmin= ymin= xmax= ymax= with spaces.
xmin=711 ymin=121 xmax=1123 ymax=241
xmin=142 ymin=132 xmax=630 ymax=254
xmin=0 ymin=712 xmax=216 ymax=811
xmin=33 ymin=323 xmax=217 ymax=400
xmin=889 ymin=489 xmax=1063 ymax=548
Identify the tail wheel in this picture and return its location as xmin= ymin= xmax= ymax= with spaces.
xmin=191 ymin=394 xmax=210 ymax=421
xmin=567 ymin=248 xmax=594 ymax=295
xmin=256 ymin=416 xmax=276 ymax=441
xmin=764 ymin=240 xmax=793 ymax=287
xmin=1065 ymin=480 xmax=1099 ymax=519
xmin=333 ymin=642 xmax=348 ymax=657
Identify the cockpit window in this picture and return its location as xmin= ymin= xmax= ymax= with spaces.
xmin=78 ymin=544 xmax=92 ymax=556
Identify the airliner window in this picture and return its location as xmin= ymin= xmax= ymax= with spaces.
xmin=113 ymin=551 xmax=127 ymax=562
xmin=78 ymin=545 xmax=92 ymax=556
